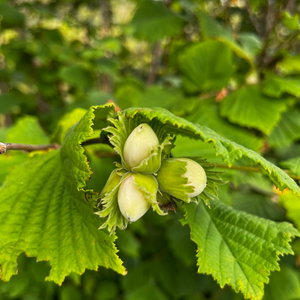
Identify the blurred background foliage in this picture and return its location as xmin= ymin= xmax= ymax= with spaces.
xmin=1 ymin=0 xmax=300 ymax=299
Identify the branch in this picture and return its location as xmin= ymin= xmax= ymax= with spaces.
xmin=0 ymin=142 xmax=60 ymax=154
xmin=215 ymin=164 xmax=300 ymax=181
xmin=0 ymin=136 xmax=113 ymax=155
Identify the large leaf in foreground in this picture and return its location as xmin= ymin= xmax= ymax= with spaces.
xmin=123 ymin=107 xmax=300 ymax=195
xmin=182 ymin=200 xmax=299 ymax=300
xmin=0 ymin=104 xmax=126 ymax=284
xmin=0 ymin=150 xmax=125 ymax=284
xmin=220 ymin=85 xmax=288 ymax=135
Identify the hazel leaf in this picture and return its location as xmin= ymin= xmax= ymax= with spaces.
xmin=182 ymin=200 xmax=300 ymax=300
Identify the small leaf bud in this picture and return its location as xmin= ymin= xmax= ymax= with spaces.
xmin=123 ymin=123 xmax=159 ymax=169
xmin=118 ymin=174 xmax=151 ymax=222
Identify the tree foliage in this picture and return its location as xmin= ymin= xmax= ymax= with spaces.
xmin=1 ymin=0 xmax=300 ymax=300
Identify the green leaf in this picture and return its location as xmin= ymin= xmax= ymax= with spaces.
xmin=277 ymin=54 xmax=300 ymax=75
xmin=198 ymin=12 xmax=262 ymax=64
xmin=179 ymin=41 xmax=234 ymax=93
xmin=280 ymin=191 xmax=300 ymax=231
xmin=220 ymin=85 xmax=288 ymax=134
xmin=282 ymin=11 xmax=300 ymax=30
xmin=182 ymin=200 xmax=299 ymax=300
xmin=264 ymin=265 xmax=300 ymax=300
xmin=0 ymin=116 xmax=50 ymax=185
xmin=51 ymin=108 xmax=87 ymax=144
xmin=267 ymin=108 xmax=300 ymax=148
xmin=6 ymin=116 xmax=49 ymax=145
xmin=172 ymin=136 xmax=223 ymax=162
xmin=122 ymin=106 xmax=300 ymax=195
xmin=130 ymin=0 xmax=184 ymax=42
xmin=281 ymin=156 xmax=300 ymax=176
xmin=136 ymin=86 xmax=198 ymax=116
xmin=0 ymin=150 xmax=126 ymax=285
xmin=232 ymin=192 xmax=285 ymax=221
xmin=61 ymin=105 xmax=115 ymax=191
xmin=262 ymin=76 xmax=300 ymax=98
xmin=59 ymin=65 xmax=94 ymax=90
xmin=187 ymin=99 xmax=263 ymax=152
xmin=0 ymin=153 xmax=27 ymax=186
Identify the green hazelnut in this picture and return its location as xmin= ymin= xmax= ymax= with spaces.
xmin=157 ymin=157 xmax=207 ymax=201
xmin=123 ymin=123 xmax=159 ymax=169
xmin=178 ymin=158 xmax=207 ymax=197
xmin=118 ymin=174 xmax=151 ymax=222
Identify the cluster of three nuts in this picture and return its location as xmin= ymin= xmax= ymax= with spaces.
xmin=117 ymin=123 xmax=207 ymax=222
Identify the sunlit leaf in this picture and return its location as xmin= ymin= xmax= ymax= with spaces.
xmin=182 ymin=200 xmax=299 ymax=300
xmin=220 ymin=85 xmax=288 ymax=135
xmin=179 ymin=41 xmax=234 ymax=93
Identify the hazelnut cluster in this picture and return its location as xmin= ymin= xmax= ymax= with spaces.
xmin=99 ymin=123 xmax=207 ymax=225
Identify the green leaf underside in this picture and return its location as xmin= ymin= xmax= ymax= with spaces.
xmin=182 ymin=200 xmax=299 ymax=300
xmin=122 ymin=107 xmax=300 ymax=196
xmin=0 ymin=150 xmax=126 ymax=284
xmin=61 ymin=105 xmax=115 ymax=191
xmin=179 ymin=41 xmax=234 ymax=93
xmin=220 ymin=85 xmax=288 ymax=135
xmin=267 ymin=108 xmax=300 ymax=148
xmin=187 ymin=99 xmax=263 ymax=152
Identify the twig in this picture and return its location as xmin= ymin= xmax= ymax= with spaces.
xmin=215 ymin=164 xmax=300 ymax=181
xmin=0 ymin=142 xmax=60 ymax=154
